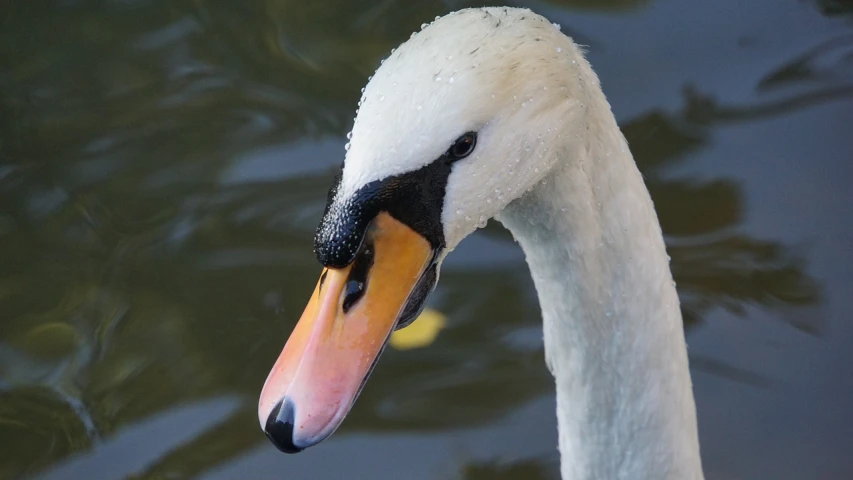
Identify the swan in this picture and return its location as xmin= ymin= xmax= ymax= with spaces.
xmin=258 ymin=7 xmax=704 ymax=479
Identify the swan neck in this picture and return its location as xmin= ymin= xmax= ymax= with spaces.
xmin=497 ymin=125 xmax=704 ymax=479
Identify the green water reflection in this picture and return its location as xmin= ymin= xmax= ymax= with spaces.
xmin=1 ymin=0 xmax=850 ymax=479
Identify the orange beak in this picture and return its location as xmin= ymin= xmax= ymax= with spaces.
xmin=258 ymin=213 xmax=436 ymax=452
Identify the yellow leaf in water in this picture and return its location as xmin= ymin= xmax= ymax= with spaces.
xmin=389 ymin=308 xmax=446 ymax=350
xmin=11 ymin=322 xmax=80 ymax=360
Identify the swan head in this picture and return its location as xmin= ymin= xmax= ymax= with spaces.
xmin=259 ymin=7 xmax=594 ymax=452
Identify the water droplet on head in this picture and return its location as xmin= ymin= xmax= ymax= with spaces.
xmin=556 ymin=47 xmax=562 ymax=53
xmin=434 ymin=74 xmax=442 ymax=82
xmin=346 ymin=132 xmax=352 ymax=140
xmin=456 ymin=209 xmax=463 ymax=215
xmin=379 ymin=95 xmax=385 ymax=101
xmin=554 ymin=22 xmax=561 ymax=31
xmin=416 ymin=105 xmax=423 ymax=110
xmin=344 ymin=142 xmax=351 ymax=151
xmin=421 ymin=23 xmax=428 ymax=29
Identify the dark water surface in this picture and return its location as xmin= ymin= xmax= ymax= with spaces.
xmin=2 ymin=0 xmax=852 ymax=479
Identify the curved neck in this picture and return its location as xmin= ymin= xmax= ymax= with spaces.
xmin=496 ymin=113 xmax=703 ymax=479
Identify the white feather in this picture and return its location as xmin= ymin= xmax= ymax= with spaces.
xmin=339 ymin=7 xmax=704 ymax=479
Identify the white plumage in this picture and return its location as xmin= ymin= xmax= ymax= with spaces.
xmin=336 ymin=7 xmax=704 ymax=479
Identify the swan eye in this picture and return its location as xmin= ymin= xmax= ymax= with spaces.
xmin=444 ymin=132 xmax=477 ymax=163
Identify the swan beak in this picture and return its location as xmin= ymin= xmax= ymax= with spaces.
xmin=258 ymin=213 xmax=435 ymax=453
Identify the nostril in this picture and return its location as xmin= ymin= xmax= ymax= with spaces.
xmin=264 ymin=397 xmax=303 ymax=454
xmin=342 ymin=243 xmax=374 ymax=313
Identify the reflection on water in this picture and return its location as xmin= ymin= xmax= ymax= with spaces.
xmin=458 ymin=457 xmax=558 ymax=480
xmin=1 ymin=0 xmax=850 ymax=479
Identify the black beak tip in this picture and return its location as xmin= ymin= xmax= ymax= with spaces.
xmin=264 ymin=398 xmax=304 ymax=454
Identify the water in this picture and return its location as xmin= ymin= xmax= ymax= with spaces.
xmin=1 ymin=0 xmax=852 ymax=479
